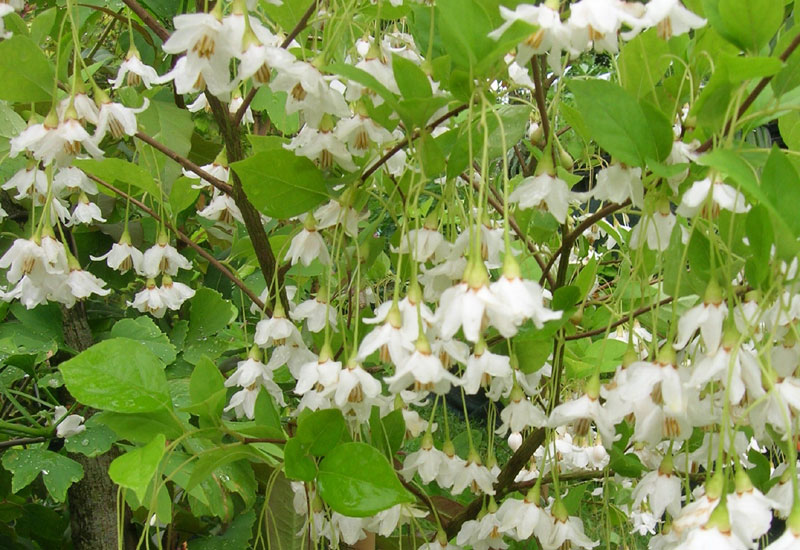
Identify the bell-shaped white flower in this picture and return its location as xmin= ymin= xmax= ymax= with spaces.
xmin=674 ymin=281 xmax=727 ymax=353
xmin=496 ymin=385 xmax=548 ymax=436
xmin=111 ymin=47 xmax=160 ymax=88
xmin=548 ymin=375 xmax=617 ymax=448
xmin=94 ymin=97 xmax=149 ymax=141
xmin=286 ymin=123 xmax=357 ymax=172
xmin=592 ymin=163 xmax=644 ymax=207
xmin=291 ymin=292 xmax=337 ymax=333
xmin=53 ymin=406 xmax=86 ymax=439
xmin=631 ymin=454 xmax=682 ymax=519
xmin=128 ymin=279 xmax=167 ymax=318
xmin=541 ymin=499 xmax=598 ymax=550
xmin=385 ymin=336 xmax=460 ymax=394
xmin=142 ymin=239 xmax=192 ymax=278
xmin=198 ymin=191 xmax=244 ymax=225
xmin=677 ymin=175 xmax=749 ymax=218
xmin=90 ymin=232 xmax=143 ymax=275
xmin=285 ymin=216 xmax=330 ymax=267
xmin=462 ymin=339 xmax=512 ymax=396
xmin=509 ymin=170 xmax=572 ymax=223
xmin=159 ymin=275 xmax=195 ymax=310
xmin=3 ymin=166 xmax=48 ymax=200
xmin=270 ymin=61 xmax=350 ymax=128
xmin=67 ymin=193 xmax=106 ymax=227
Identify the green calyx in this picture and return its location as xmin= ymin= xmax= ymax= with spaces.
xmin=656 ymin=342 xmax=676 ymax=367
xmin=704 ymin=279 xmax=723 ymax=306
xmin=734 ymin=468 xmax=753 ymax=494
xmin=705 ymin=470 xmax=724 ymax=500
xmin=586 ymin=372 xmax=601 ymax=400
xmin=704 ymin=499 xmax=731 ymax=533
xmin=501 ymin=252 xmax=522 ymax=280
xmin=247 ymin=345 xmax=263 ymax=362
xmin=658 ymin=453 xmax=674 ymax=476
xmin=303 ymin=212 xmax=318 ymax=231
xmin=551 ymin=498 xmax=568 ymax=522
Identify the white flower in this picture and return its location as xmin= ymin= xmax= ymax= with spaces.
xmin=157 ymin=53 xmax=232 ymax=96
xmin=541 ymin=504 xmax=598 ymax=550
xmin=509 ymin=172 xmax=572 ymax=223
xmin=291 ymin=296 xmax=337 ymax=333
xmin=677 ymin=176 xmax=749 ymax=217
xmin=224 ymin=386 xmax=261 ymax=419
xmin=236 ymin=41 xmax=294 ymax=85
xmin=59 ymin=268 xmax=110 ymax=305
xmin=592 ymin=163 xmax=644 ymax=207
xmin=631 ymin=467 xmax=682 ymax=519
xmin=626 ymin=0 xmax=707 ymax=41
xmin=128 ymin=280 xmax=167 ymax=318
xmin=11 ymin=116 xmax=104 ymax=166
xmin=295 ymin=355 xmax=342 ymax=395
xmin=490 ymin=3 xmax=571 ymax=72
xmin=90 ymin=241 xmax=143 ymax=274
xmin=488 ymin=273 xmax=562 ymax=336
xmin=270 ymin=61 xmax=350 ymax=128
xmin=763 ymin=528 xmax=800 ymax=550
xmin=1 ymin=237 xmax=64 ymax=284
xmin=392 ymin=227 xmax=449 ymax=263
xmin=385 ymin=342 xmax=460 ymax=394
xmin=225 ymin=357 xmax=272 ymax=389
xmin=451 ymin=456 xmax=496 ymax=496
xmin=497 ymin=495 xmax=548 ymax=540
xmin=496 ymin=389 xmax=548 ymax=435
xmin=462 ymin=345 xmax=512 ymax=397
xmin=549 ymin=392 xmax=617 ymax=448
xmin=183 ymin=160 xmax=229 ymax=190
xmin=629 ymin=208 xmax=676 ymax=251
xmin=457 ymin=510 xmax=507 ymax=550
xmin=329 ymin=361 xmax=381 ymax=409
xmin=94 ymin=98 xmax=149 ymax=141
xmin=111 ymin=48 xmax=160 ymax=88
xmin=313 ymin=200 xmax=365 ymax=237
xmin=284 ymin=228 xmax=330 ymax=266
xmin=334 ymin=115 xmax=394 ymax=155
xmin=57 ymin=93 xmax=99 ymax=126
xmin=67 ymin=195 xmax=106 ymax=227
xmin=159 ymin=277 xmax=195 ymax=310
xmin=53 ymin=406 xmax=86 ymax=439
xmin=229 ymin=94 xmax=254 ymax=124
xmin=3 ymin=166 xmax=48 ymax=199
xmin=401 ymin=436 xmax=447 ymax=483
xmin=728 ymin=483 xmax=779 ymax=543
xmin=254 ymin=312 xmax=303 ymax=348
xmin=285 ymin=126 xmax=357 ymax=171
xmin=197 ymin=191 xmax=244 ymax=225
xmin=674 ymin=292 xmax=728 ymax=353
xmin=436 ymin=280 xmax=502 ymax=343
xmin=55 ymin=166 xmax=97 ymax=195
xmin=142 ymin=242 xmax=192 ymax=278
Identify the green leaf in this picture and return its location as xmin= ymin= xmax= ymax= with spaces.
xmin=64 ymin=418 xmax=116 ymax=458
xmin=188 ymin=288 xmax=238 ymax=342
xmin=327 ymin=63 xmax=399 ymax=110
xmin=418 ymin=131 xmax=446 ymax=177
xmin=318 ymin=442 xmax=414 ymax=517
xmin=168 ymin=176 xmax=201 ymax=215
xmin=185 ymin=445 xmax=267 ymax=492
xmin=392 ymin=54 xmax=432 ymax=99
xmin=73 ymin=158 xmax=162 ymax=200
xmin=185 ymin=356 xmax=226 ymax=422
xmin=231 ymin=149 xmax=329 ymax=219
xmin=778 ymin=111 xmax=800 ymax=150
xmin=552 ymin=285 xmax=581 ymax=312
xmin=744 ymin=205 xmax=773 ymax=287
xmin=717 ymin=0 xmax=782 ymax=52
xmin=369 ymin=407 xmax=405 ymax=458
xmin=94 ymin=410 xmax=186 ymax=444
xmin=111 ymin=317 xmax=177 ymax=365
xmin=265 ymin=471 xmax=305 ymax=550
xmin=0 ymin=35 xmax=55 ymax=103
xmin=718 ymin=53 xmax=784 ymax=82
xmin=254 ymin=390 xmax=284 ymax=439
xmin=295 ymin=408 xmax=349 ymax=456
xmin=1 ymin=448 xmax=83 ymax=502
xmin=618 ymin=28 xmax=671 ymax=99
xmin=0 ymin=100 xmax=26 ymax=156
xmin=609 ymin=447 xmax=644 ymax=478
xmin=250 ymin=88 xmax=300 ymax=135
xmin=138 ymin=99 xmax=194 ymax=187
xmin=60 ymin=338 xmax=171 ymax=413
xmin=568 ymin=79 xmax=665 ymax=166
xmin=283 ymin=438 xmax=316 ymax=482
xmin=191 ymin=509 xmax=255 ymax=550
xmin=762 ymin=145 xmax=800 ymax=237
xmin=109 ymin=434 xmax=166 ymax=502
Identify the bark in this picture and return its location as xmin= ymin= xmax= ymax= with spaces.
xmin=61 ymin=303 xmax=135 ymax=550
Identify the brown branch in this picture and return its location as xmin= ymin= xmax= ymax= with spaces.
xmin=86 ymin=174 xmax=266 ymax=312
xmin=242 ymin=437 xmax=286 ymax=444
xmin=0 ymin=436 xmax=48 ymax=450
xmin=232 ymin=0 xmax=321 ymax=125
xmin=444 ymin=428 xmax=546 ymax=538
xmin=564 ymin=296 xmax=673 ymax=341
xmin=206 ymin=94 xmax=288 ymax=312
xmin=696 ymin=30 xmax=800 ymax=154
xmin=361 ymin=104 xmax=468 ymax=182
xmin=134 ymin=131 xmax=233 ymax=195
xmin=80 ymin=3 xmax=155 ymax=48
xmin=539 ymin=200 xmax=630 ymax=287
xmin=121 ymin=0 xmax=170 ymax=42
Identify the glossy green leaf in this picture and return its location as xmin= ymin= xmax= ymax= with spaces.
xmin=254 ymin=390 xmax=284 ymax=439
xmin=188 ymin=288 xmax=238 ymax=342
xmin=1 ymin=448 xmax=83 ymax=502
xmin=109 ymin=434 xmax=166 ymax=502
xmin=185 ymin=445 xmax=266 ymax=491
xmin=295 ymin=408 xmax=349 ymax=456
xmin=59 ymin=338 xmax=171 ymax=413
xmin=111 ymin=317 xmax=177 ymax=365
xmin=231 ymin=149 xmax=329 ymax=219
xmin=93 ymin=409 xmax=186 ymax=444
xmin=745 ymin=205 xmax=773 ymax=287
xmin=762 ymin=145 xmax=800 ymax=237
xmin=283 ymin=438 xmax=316 ymax=482
xmin=185 ymin=356 xmax=226 ymax=421
xmin=0 ymin=35 xmax=55 ymax=103
xmin=318 ymin=442 xmax=414 ymax=517
xmin=64 ymin=419 xmax=116 ymax=458
xmin=250 ymin=88 xmax=300 ymax=135
xmin=369 ymin=407 xmax=405 ymax=458
xmin=191 ymin=509 xmax=255 ymax=550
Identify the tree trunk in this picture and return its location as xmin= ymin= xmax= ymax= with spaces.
xmin=61 ymin=303 xmax=135 ymax=550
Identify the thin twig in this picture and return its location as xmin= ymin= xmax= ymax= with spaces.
xmin=134 ymin=131 xmax=233 ymax=195
xmin=232 ymin=0 xmax=321 ymax=125
xmin=86 ymin=174 xmax=266 ymax=312
xmin=121 ymin=0 xmax=170 ymax=42
xmin=696 ymin=30 xmax=800 ymax=154
xmin=564 ymin=296 xmax=674 ymax=341
xmin=539 ymin=200 xmax=630 ymax=286
xmin=361 ymin=104 xmax=468 ymax=182
xmin=0 ymin=436 xmax=48 ymax=450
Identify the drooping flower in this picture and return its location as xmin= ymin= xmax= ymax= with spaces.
xmin=111 ymin=47 xmax=160 ymax=88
